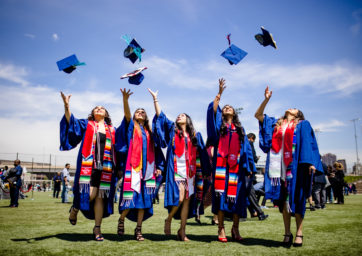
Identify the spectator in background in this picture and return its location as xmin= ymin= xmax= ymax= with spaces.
xmin=326 ymin=165 xmax=335 ymax=204
xmin=6 ymin=160 xmax=23 ymax=207
xmin=53 ymin=172 xmax=62 ymax=198
xmin=334 ymin=162 xmax=345 ymax=204
xmin=312 ymin=157 xmax=327 ymax=209
xmin=61 ymin=163 xmax=70 ymax=203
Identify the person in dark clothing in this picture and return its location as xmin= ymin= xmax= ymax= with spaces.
xmin=53 ymin=172 xmax=62 ymax=198
xmin=333 ymin=162 xmax=345 ymax=204
xmin=247 ymin=133 xmax=268 ymax=221
xmin=312 ymin=159 xmax=327 ymax=209
xmin=5 ymin=160 xmax=23 ymax=207
xmin=326 ymin=165 xmax=335 ymax=203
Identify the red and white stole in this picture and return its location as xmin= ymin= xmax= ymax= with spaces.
xmin=215 ymin=123 xmax=241 ymax=201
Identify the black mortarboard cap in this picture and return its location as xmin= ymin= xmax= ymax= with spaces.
xmin=221 ymin=44 xmax=248 ymax=65
xmin=56 ymin=54 xmax=86 ymax=74
xmin=120 ymin=67 xmax=147 ymax=85
xmin=123 ymin=38 xmax=145 ymax=64
xmin=255 ymin=26 xmax=277 ymax=49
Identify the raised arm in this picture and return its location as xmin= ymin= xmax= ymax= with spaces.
xmin=148 ymin=88 xmax=161 ymax=116
xmin=120 ymin=88 xmax=133 ymax=122
xmin=254 ymin=86 xmax=272 ymax=123
xmin=60 ymin=92 xmax=72 ymax=123
xmin=213 ymin=78 xmax=226 ymax=114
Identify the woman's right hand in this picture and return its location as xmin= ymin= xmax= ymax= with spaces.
xmin=218 ymin=78 xmax=226 ymax=96
xmin=60 ymin=91 xmax=71 ymax=106
xmin=147 ymin=88 xmax=158 ymax=101
xmin=120 ymin=88 xmax=133 ymax=100
xmin=264 ymin=86 xmax=272 ymax=100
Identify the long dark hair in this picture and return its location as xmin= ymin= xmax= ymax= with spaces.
xmin=175 ymin=113 xmax=197 ymax=146
xmin=133 ymin=108 xmax=152 ymax=136
xmin=88 ymin=106 xmax=112 ymax=125
xmin=220 ymin=105 xmax=244 ymax=141
xmin=275 ymin=109 xmax=305 ymax=131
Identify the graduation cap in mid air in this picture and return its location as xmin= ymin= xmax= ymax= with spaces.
xmin=120 ymin=67 xmax=147 ymax=85
xmin=122 ymin=35 xmax=145 ymax=64
xmin=255 ymin=26 xmax=277 ymax=49
xmin=221 ymin=34 xmax=248 ymax=65
xmin=57 ymin=54 xmax=86 ymax=74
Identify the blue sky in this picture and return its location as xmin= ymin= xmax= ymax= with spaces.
xmin=0 ymin=0 xmax=361 ymax=171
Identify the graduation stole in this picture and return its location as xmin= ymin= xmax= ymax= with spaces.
xmin=173 ymin=131 xmax=197 ymax=198
xmin=215 ymin=123 xmax=240 ymax=201
xmin=80 ymin=121 xmax=115 ymax=197
xmin=121 ymin=124 xmax=156 ymax=206
xmin=271 ymin=120 xmax=295 ymax=167
xmin=195 ymin=151 xmax=203 ymax=201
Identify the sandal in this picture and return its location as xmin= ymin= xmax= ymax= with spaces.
xmin=177 ymin=229 xmax=190 ymax=242
xmin=231 ymin=225 xmax=243 ymax=242
xmin=282 ymin=233 xmax=293 ymax=248
xmin=93 ymin=226 xmax=104 ymax=241
xmin=69 ymin=206 xmax=79 ymax=226
xmin=117 ymin=218 xmax=125 ymax=236
xmin=164 ymin=219 xmax=171 ymax=236
xmin=134 ymin=226 xmax=144 ymax=241
xmin=293 ymin=235 xmax=303 ymax=247
xmin=218 ymin=226 xmax=227 ymax=243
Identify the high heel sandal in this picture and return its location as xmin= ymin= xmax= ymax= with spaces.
xmin=117 ymin=219 xmax=125 ymax=236
xmin=177 ymin=229 xmax=190 ymax=242
xmin=93 ymin=226 xmax=104 ymax=241
xmin=164 ymin=219 xmax=171 ymax=236
xmin=134 ymin=226 xmax=144 ymax=241
xmin=282 ymin=233 xmax=293 ymax=248
xmin=218 ymin=226 xmax=227 ymax=243
xmin=231 ymin=225 xmax=243 ymax=242
xmin=68 ymin=206 xmax=79 ymax=226
xmin=293 ymin=235 xmax=303 ymax=247
xmin=195 ymin=216 xmax=202 ymax=225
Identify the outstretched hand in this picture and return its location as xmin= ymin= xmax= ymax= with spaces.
xmin=147 ymin=88 xmax=158 ymax=100
xmin=218 ymin=78 xmax=226 ymax=96
xmin=264 ymin=86 xmax=272 ymax=100
xmin=60 ymin=91 xmax=71 ymax=106
xmin=120 ymin=88 xmax=133 ymax=100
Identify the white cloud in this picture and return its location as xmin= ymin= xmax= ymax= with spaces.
xmin=52 ymin=33 xmax=59 ymax=41
xmin=24 ymin=33 xmax=35 ymax=39
xmin=0 ymin=63 xmax=29 ymax=86
xmin=313 ymin=119 xmax=347 ymax=132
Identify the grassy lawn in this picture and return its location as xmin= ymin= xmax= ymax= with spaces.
xmin=1 ymin=191 xmax=362 ymax=256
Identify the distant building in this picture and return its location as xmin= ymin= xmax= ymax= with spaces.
xmin=337 ymin=159 xmax=347 ymax=173
xmin=322 ymin=153 xmax=337 ymax=167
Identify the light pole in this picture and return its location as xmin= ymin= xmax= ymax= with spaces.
xmin=351 ymin=118 xmax=360 ymax=175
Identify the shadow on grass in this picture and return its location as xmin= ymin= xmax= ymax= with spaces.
xmin=12 ymin=234 xmax=281 ymax=246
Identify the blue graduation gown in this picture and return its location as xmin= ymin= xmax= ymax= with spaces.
xmin=59 ymin=114 xmax=118 ymax=220
xmin=115 ymin=118 xmax=165 ymax=222
xmin=207 ymin=102 xmax=256 ymax=218
xmin=259 ymin=114 xmax=323 ymax=217
xmin=153 ymin=112 xmax=211 ymax=219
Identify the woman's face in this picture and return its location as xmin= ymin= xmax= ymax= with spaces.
xmin=134 ymin=109 xmax=146 ymax=122
xmin=222 ymin=105 xmax=234 ymax=116
xmin=93 ymin=106 xmax=106 ymax=119
xmin=285 ymin=108 xmax=298 ymax=117
xmin=176 ymin=113 xmax=187 ymax=125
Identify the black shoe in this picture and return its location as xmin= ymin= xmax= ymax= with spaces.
xmin=293 ymin=235 xmax=303 ymax=247
xmin=258 ymin=214 xmax=269 ymax=221
xmin=282 ymin=233 xmax=293 ymax=248
xmin=195 ymin=217 xmax=202 ymax=225
xmin=310 ymin=205 xmax=316 ymax=211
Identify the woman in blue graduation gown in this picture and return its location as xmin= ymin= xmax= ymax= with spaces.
xmin=115 ymin=89 xmax=164 ymax=241
xmin=59 ymin=92 xmax=118 ymax=241
xmin=255 ymin=86 xmax=323 ymax=247
xmin=207 ymin=78 xmax=257 ymax=243
xmin=148 ymin=88 xmax=211 ymax=241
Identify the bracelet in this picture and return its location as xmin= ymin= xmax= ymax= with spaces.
xmin=154 ymin=100 xmax=158 ymax=103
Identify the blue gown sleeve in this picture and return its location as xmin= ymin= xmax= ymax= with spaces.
xmin=258 ymin=114 xmax=277 ymax=153
xmin=207 ymin=102 xmax=222 ymax=146
xmin=244 ymin=134 xmax=257 ymax=174
xmin=196 ymin=132 xmax=212 ymax=177
xmin=115 ymin=118 xmax=134 ymax=154
xmin=298 ymin=121 xmax=323 ymax=173
xmin=152 ymin=111 xmax=175 ymax=148
xmin=60 ymin=114 xmax=88 ymax=151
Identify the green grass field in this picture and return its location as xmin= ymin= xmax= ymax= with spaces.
xmin=1 ymin=191 xmax=362 ymax=256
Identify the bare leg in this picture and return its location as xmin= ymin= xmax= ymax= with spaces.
xmin=93 ymin=197 xmax=104 ymax=240
xmin=218 ymin=210 xmax=226 ymax=238
xmin=135 ymin=209 xmax=145 ymax=241
xmin=295 ymin=213 xmax=303 ymax=244
xmin=89 ymin=186 xmax=99 ymax=201
xmin=232 ymin=214 xmax=242 ymax=240
xmin=165 ymin=183 xmax=185 ymax=235
xmin=179 ymin=197 xmax=190 ymax=241
xmin=282 ymin=202 xmax=292 ymax=242
xmin=117 ymin=209 xmax=130 ymax=236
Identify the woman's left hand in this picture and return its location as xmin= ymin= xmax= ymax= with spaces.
xmin=309 ymin=165 xmax=316 ymax=175
xmin=156 ymin=169 xmax=162 ymax=177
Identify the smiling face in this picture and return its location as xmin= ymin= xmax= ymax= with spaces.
xmin=222 ymin=105 xmax=235 ymax=117
xmin=92 ymin=106 xmax=106 ymax=120
xmin=134 ymin=108 xmax=147 ymax=122
xmin=285 ymin=108 xmax=298 ymax=118
xmin=176 ymin=113 xmax=187 ymax=125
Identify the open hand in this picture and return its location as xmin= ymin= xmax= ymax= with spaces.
xmin=264 ymin=86 xmax=272 ymax=100
xmin=147 ymin=88 xmax=158 ymax=100
xmin=218 ymin=78 xmax=226 ymax=96
xmin=120 ymin=88 xmax=133 ymax=99
xmin=60 ymin=91 xmax=71 ymax=106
